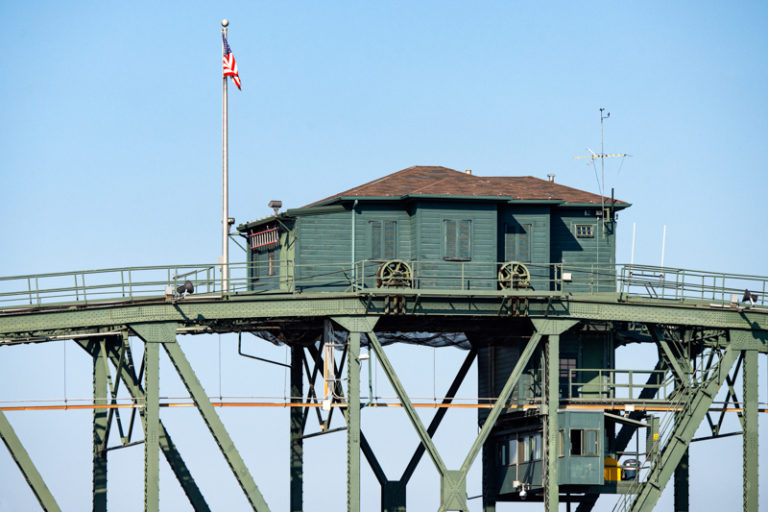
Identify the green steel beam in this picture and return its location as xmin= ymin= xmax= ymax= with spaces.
xmin=629 ymin=345 xmax=739 ymax=512
xmin=290 ymin=345 xmax=303 ymax=512
xmin=673 ymin=449 xmax=689 ymax=512
xmin=742 ymin=350 xmax=758 ymax=512
xmin=360 ymin=432 xmax=387 ymax=485
xmin=0 ymin=409 xmax=62 ymax=512
xmin=401 ymin=348 xmax=477 ymax=484
xmin=460 ymin=332 xmax=544 ymax=475
xmin=575 ymin=359 xmax=667 ymax=512
xmin=346 ymin=330 xmax=361 ymax=512
xmin=144 ymin=340 xmax=160 ymax=512
xmin=367 ymin=331 xmax=447 ymax=478
xmin=4 ymin=294 xmax=768 ymax=342
xmin=92 ymin=339 xmax=109 ymax=512
xmin=163 ymin=340 xmax=271 ymax=511
xmin=648 ymin=325 xmax=689 ymax=388
xmin=99 ymin=341 xmax=211 ymax=512
xmin=544 ymin=333 xmax=560 ymax=512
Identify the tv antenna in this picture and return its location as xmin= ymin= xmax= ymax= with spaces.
xmin=574 ymin=107 xmax=629 ymax=216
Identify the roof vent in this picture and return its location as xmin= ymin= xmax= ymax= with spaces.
xmin=465 ymin=169 xmax=472 ymax=175
xmin=547 ymin=173 xmax=555 ymax=183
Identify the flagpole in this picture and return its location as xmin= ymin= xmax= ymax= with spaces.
xmin=221 ymin=18 xmax=230 ymax=292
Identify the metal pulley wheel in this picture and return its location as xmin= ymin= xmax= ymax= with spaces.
xmin=376 ymin=260 xmax=413 ymax=288
xmin=498 ymin=261 xmax=531 ymax=289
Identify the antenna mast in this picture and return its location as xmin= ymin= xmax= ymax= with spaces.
xmin=574 ymin=108 xmax=629 ymax=222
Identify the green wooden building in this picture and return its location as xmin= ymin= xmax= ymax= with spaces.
xmin=237 ymin=165 xmax=634 ymax=501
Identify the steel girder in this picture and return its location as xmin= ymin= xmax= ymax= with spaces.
xmin=628 ymin=345 xmax=739 ymax=512
xmin=0 ymin=410 xmax=62 ymax=511
xmin=3 ymin=293 xmax=768 ymax=344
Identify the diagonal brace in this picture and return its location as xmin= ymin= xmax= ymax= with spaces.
xmin=0 ymin=409 xmax=62 ymax=512
xmin=164 ymin=341 xmax=271 ymax=512
xmin=368 ymin=331 xmax=448 ymax=477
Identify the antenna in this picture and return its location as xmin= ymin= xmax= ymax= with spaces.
xmin=574 ymin=108 xmax=630 ymax=221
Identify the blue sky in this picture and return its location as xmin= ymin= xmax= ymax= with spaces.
xmin=1 ymin=2 xmax=767 ymax=511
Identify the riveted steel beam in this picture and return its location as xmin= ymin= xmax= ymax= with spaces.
xmin=629 ymin=346 xmax=739 ymax=512
xmin=98 ymin=341 xmax=211 ymax=512
xmin=346 ymin=330 xmax=361 ymax=512
xmin=92 ymin=338 xmax=109 ymax=512
xmin=742 ymin=350 xmax=758 ymax=512
xmin=0 ymin=409 xmax=61 ymax=512
xmin=367 ymin=331 xmax=447 ymax=478
xmin=290 ymin=345 xmax=303 ymax=512
xmin=164 ymin=340 xmax=271 ymax=511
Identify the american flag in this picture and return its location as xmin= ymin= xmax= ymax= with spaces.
xmin=222 ymin=34 xmax=241 ymax=90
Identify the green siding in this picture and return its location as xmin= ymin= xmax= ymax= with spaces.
xmin=499 ymin=206 xmax=551 ymax=290
xmin=414 ymin=202 xmax=497 ymax=289
xmin=353 ymin=204 xmax=413 ymax=288
xmin=551 ymin=211 xmax=616 ymax=292
xmin=294 ymin=209 xmax=353 ymax=291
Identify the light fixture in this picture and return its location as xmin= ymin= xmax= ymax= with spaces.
xmin=519 ymin=484 xmax=527 ymax=500
xmin=743 ymin=289 xmax=758 ymax=307
xmin=268 ymin=200 xmax=282 ymax=215
xmin=177 ymin=280 xmax=194 ymax=296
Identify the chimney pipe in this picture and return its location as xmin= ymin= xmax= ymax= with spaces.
xmin=547 ymin=173 xmax=555 ymax=183
xmin=465 ymin=169 xmax=472 ymax=175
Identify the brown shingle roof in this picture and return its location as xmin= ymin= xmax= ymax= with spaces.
xmin=309 ymin=166 xmax=626 ymax=206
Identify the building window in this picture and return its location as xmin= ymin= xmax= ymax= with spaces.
xmin=505 ymin=223 xmax=532 ymax=262
xmin=575 ymin=224 xmax=594 ymax=238
xmin=508 ymin=437 xmax=518 ymax=465
xmin=530 ymin=432 xmax=542 ymax=460
xmin=558 ymin=430 xmax=565 ymax=457
xmin=570 ymin=428 xmax=600 ymax=456
xmin=370 ymin=220 xmax=397 ymax=260
xmin=444 ymin=219 xmax=471 ymax=261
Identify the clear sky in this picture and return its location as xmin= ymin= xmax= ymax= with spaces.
xmin=1 ymin=1 xmax=767 ymax=511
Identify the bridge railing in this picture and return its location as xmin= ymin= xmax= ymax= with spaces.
xmin=1 ymin=260 xmax=767 ymax=309
xmin=619 ymin=264 xmax=768 ymax=306
xmin=564 ymin=368 xmax=674 ymax=401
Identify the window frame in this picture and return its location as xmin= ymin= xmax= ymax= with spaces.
xmin=443 ymin=219 xmax=472 ymax=261
xmin=575 ymin=224 xmax=595 ymax=238
xmin=370 ymin=220 xmax=397 ymax=260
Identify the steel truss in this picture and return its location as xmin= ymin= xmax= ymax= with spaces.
xmin=0 ymin=304 xmax=765 ymax=511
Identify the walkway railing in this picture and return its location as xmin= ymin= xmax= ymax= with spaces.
xmin=0 ymin=260 xmax=766 ymax=310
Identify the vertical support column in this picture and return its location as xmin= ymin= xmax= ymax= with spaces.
xmin=93 ymin=339 xmax=109 ymax=512
xmin=673 ymin=449 xmax=689 ymax=512
xmin=144 ymin=340 xmax=160 ymax=512
xmin=290 ymin=345 xmax=304 ymax=512
xmin=347 ymin=331 xmax=361 ymax=512
xmin=544 ymin=333 xmax=560 ymax=512
xmin=742 ymin=350 xmax=758 ymax=512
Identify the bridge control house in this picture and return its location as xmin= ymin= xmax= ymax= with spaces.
xmin=238 ymin=166 xmax=637 ymax=503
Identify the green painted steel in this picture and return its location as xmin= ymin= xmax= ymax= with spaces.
xmin=346 ymin=331 xmax=361 ymax=512
xmin=143 ymin=339 xmax=160 ymax=512
xmin=0 ymin=409 xmax=62 ymax=512
xmin=290 ymin=345 xmax=303 ymax=512
xmin=100 ymin=341 xmax=211 ymax=512
xmin=461 ymin=332 xmax=543 ymax=476
xmin=401 ymin=349 xmax=477 ymax=483
xmin=163 ymin=341 xmax=271 ymax=512
xmin=742 ymin=351 xmax=758 ymax=512
xmin=93 ymin=339 xmax=109 ymax=512
xmin=368 ymin=331 xmax=448 ymax=477
xmin=628 ymin=346 xmax=739 ymax=512
xmin=673 ymin=449 xmax=689 ymax=512
xmin=544 ymin=333 xmax=560 ymax=512
xmin=439 ymin=471 xmax=468 ymax=512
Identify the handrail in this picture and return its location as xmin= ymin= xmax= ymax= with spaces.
xmin=1 ymin=260 xmax=767 ymax=310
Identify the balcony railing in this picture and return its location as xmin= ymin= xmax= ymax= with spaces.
xmin=0 ymin=260 xmax=766 ymax=310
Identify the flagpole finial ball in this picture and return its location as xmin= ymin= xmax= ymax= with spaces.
xmin=221 ymin=19 xmax=229 ymax=27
